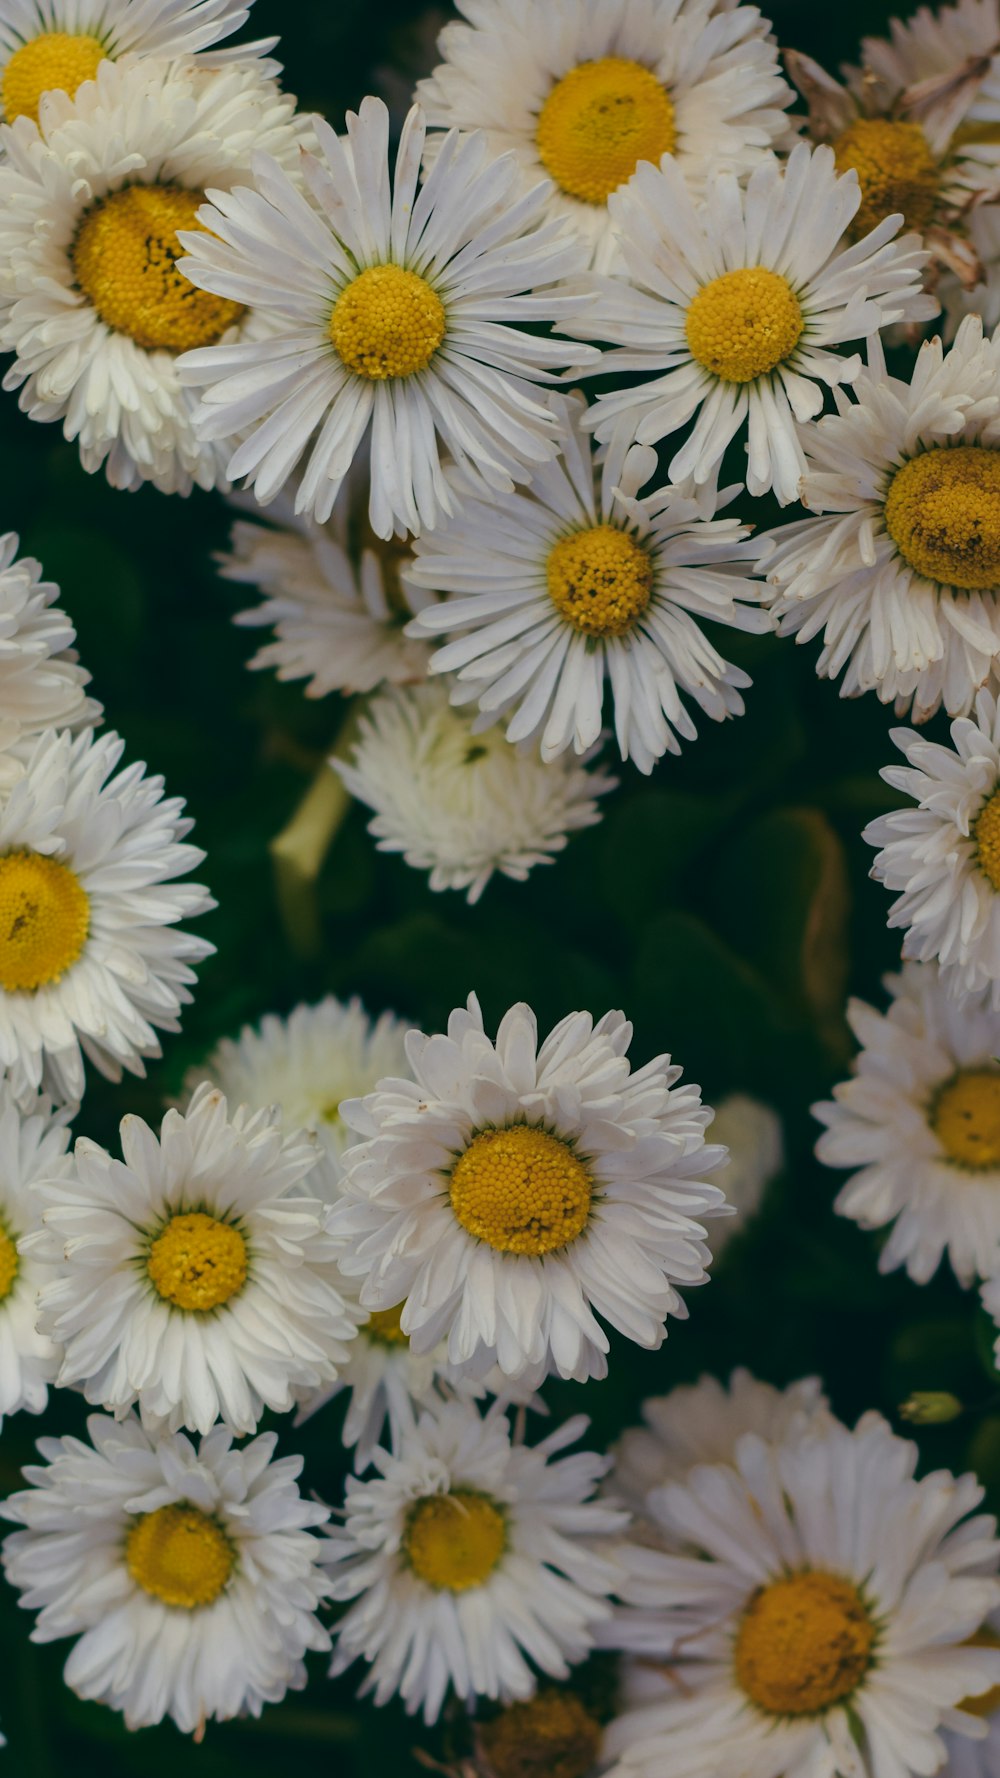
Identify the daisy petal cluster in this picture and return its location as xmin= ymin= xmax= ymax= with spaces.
xmin=0 ymin=1079 xmax=69 ymax=1427
xmin=0 ymin=531 xmax=101 ymax=782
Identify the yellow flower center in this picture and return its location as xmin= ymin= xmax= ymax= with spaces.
xmin=1 ymin=31 xmax=105 ymax=125
xmin=951 ymin=121 xmax=1000 ymax=154
xmin=833 ymin=118 xmax=940 ymax=239
xmin=735 ymin=1571 xmax=876 ymax=1716
xmin=404 ymin=1491 xmax=506 ymax=1591
xmin=126 ymin=1504 xmax=235 ymax=1610
xmin=977 ymin=788 xmax=1000 ymax=892
xmin=478 ymin=1689 xmax=603 ymax=1778
xmin=535 ymin=56 xmax=677 ymax=205
xmin=546 ymin=524 xmax=654 ymax=638
xmin=883 ymin=446 xmax=1000 ymax=591
xmin=0 ymin=1226 xmax=19 ymax=1302
xmin=958 ymin=1627 xmax=1000 ymax=1718
xmin=71 ymin=184 xmax=245 ymax=353
xmin=0 ymin=851 xmax=89 ymax=994
xmin=932 ymin=1070 xmax=1000 ymax=1169
xmin=146 ymin=1212 xmax=248 ymax=1313
xmin=449 ymin=1125 xmax=593 ymax=1256
xmin=685 ymin=268 xmax=804 ymax=384
xmin=365 ymin=1302 xmax=409 ymax=1346
xmin=330 ymin=265 xmax=446 ymax=380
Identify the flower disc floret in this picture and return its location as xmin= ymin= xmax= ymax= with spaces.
xmin=0 ymin=1226 xmax=18 ymax=1302
xmin=833 ymin=119 xmax=939 ymax=239
xmin=365 ymin=1302 xmax=409 ymax=1346
xmin=535 ymin=57 xmax=677 ymax=205
xmin=931 ymin=1070 xmax=1000 ymax=1168
xmin=976 ymin=786 xmax=1000 ymax=890
xmin=126 ymin=1503 xmax=235 ymax=1610
xmin=404 ymin=1490 xmax=506 ymax=1591
xmin=330 ymin=265 xmax=446 ymax=381
xmin=449 ymin=1125 xmax=593 ymax=1255
xmin=884 ymin=446 xmax=1000 ymax=591
xmin=146 ymin=1211 xmax=248 ymax=1313
xmin=0 ymin=851 xmax=89 ymax=993
xmin=546 ymin=524 xmax=653 ymax=637
xmin=685 ymin=268 xmax=804 ymax=385
xmin=1 ymin=31 xmax=105 ymax=124
xmin=734 ymin=1571 xmax=876 ymax=1716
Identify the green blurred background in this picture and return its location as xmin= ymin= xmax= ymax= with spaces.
xmin=2 ymin=0 xmax=994 ymax=1771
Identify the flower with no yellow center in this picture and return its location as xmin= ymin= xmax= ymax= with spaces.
xmin=685 ymin=268 xmax=804 ymax=385
xmin=477 ymin=1688 xmax=603 ymax=1778
xmin=977 ymin=787 xmax=1000 ymax=891
xmin=536 ymin=57 xmax=676 ymax=206
xmin=931 ymin=1070 xmax=1000 ymax=1169
xmin=146 ymin=1212 xmax=248 ymax=1313
xmin=0 ymin=1226 xmax=18 ymax=1303
xmin=449 ymin=1125 xmax=593 ymax=1256
xmin=1 ymin=30 xmax=104 ymax=125
xmin=329 ymin=264 xmax=447 ymax=382
xmin=735 ymin=1571 xmax=877 ymax=1716
xmin=546 ymin=525 xmax=653 ymax=638
xmin=73 ymin=185 xmax=245 ymax=354
xmin=126 ymin=1503 xmax=235 ymax=1610
xmin=833 ymin=119 xmax=940 ymax=239
xmin=404 ymin=1490 xmax=507 ymax=1591
xmin=0 ymin=851 xmax=89 ymax=995
xmin=883 ymin=446 xmax=1000 ymax=591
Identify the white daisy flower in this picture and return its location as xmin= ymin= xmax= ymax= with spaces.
xmin=0 ymin=1412 xmax=332 ymax=1733
xmin=27 ymin=1082 xmax=361 ymax=1435
xmin=0 ymin=1080 xmax=70 ymax=1427
xmin=406 ymin=395 xmax=770 ymax=773
xmin=415 ymin=0 xmax=795 ymax=273
xmin=176 ymin=95 xmax=597 ymax=538
xmin=568 ymin=142 xmax=936 ymax=507
xmin=324 ymin=1399 xmax=628 ymax=1723
xmin=333 ymin=678 xmax=617 ymax=903
xmin=0 ymin=55 xmax=308 ymax=495
xmin=0 ymin=530 xmax=101 ymax=785
xmin=761 ymin=321 xmax=1000 ymax=722
xmin=329 ymin=993 xmax=728 ymax=1388
xmin=0 ymin=725 xmax=212 ymax=1106
xmin=704 ymin=1094 xmax=782 ymax=1257
xmin=602 ymin=1410 xmax=1000 ymax=1778
xmin=864 ymin=687 xmax=1000 ymax=1008
xmin=859 ymin=0 xmax=1000 ymax=88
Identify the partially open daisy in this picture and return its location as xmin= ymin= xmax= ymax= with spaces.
xmin=0 ymin=531 xmax=100 ymax=785
xmin=416 ymin=0 xmax=794 ymax=272
xmin=28 ymin=1083 xmax=360 ymax=1434
xmin=602 ymin=1411 xmax=1000 ymax=1778
xmin=329 ymin=994 xmax=728 ymax=1388
xmin=406 ymin=395 xmax=770 ymax=773
xmin=1 ymin=1413 xmax=332 ymax=1733
xmin=324 ymin=1400 xmax=628 ymax=1723
xmin=569 ymin=142 xmax=935 ymax=506
xmin=762 ymin=319 xmax=1000 ymax=721
xmin=0 ymin=725 xmax=212 ymax=1106
xmin=177 ymin=95 xmax=596 ymax=538
xmin=0 ymin=1081 xmax=70 ymax=1428
xmin=0 ymin=55 xmax=307 ymax=495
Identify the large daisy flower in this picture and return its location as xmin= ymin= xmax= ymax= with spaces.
xmin=864 ymin=687 xmax=1000 ymax=1008
xmin=568 ymin=142 xmax=936 ymax=507
xmin=0 ymin=1081 xmax=70 ymax=1427
xmin=0 ymin=725 xmax=212 ymax=1106
xmin=0 ymin=531 xmax=100 ymax=784
xmin=334 ymin=679 xmax=617 ymax=902
xmin=0 ymin=1413 xmax=332 ymax=1733
xmin=602 ymin=1411 xmax=1000 ymax=1778
xmin=406 ymin=395 xmax=770 ymax=773
xmin=328 ymin=993 xmax=728 ymax=1388
xmin=0 ymin=55 xmax=307 ymax=495
xmin=415 ymin=0 xmax=795 ymax=272
xmin=176 ymin=95 xmax=596 ymax=538
xmin=27 ymin=1082 xmax=361 ymax=1434
xmin=324 ymin=1399 xmax=628 ymax=1723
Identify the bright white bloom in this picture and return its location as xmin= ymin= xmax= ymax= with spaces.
xmin=1 ymin=1413 xmax=332 ymax=1733
xmin=0 ymin=531 xmax=100 ymax=785
xmin=334 ymin=679 xmax=617 ymax=903
xmin=177 ymin=96 xmax=596 ymax=538
xmin=329 ymin=993 xmax=728 ymax=1388
xmin=569 ymin=142 xmax=935 ymax=506
xmin=0 ymin=1081 xmax=70 ymax=1426
xmin=0 ymin=55 xmax=307 ymax=495
xmin=27 ymin=1083 xmax=361 ymax=1434
xmin=762 ymin=322 xmax=1000 ymax=722
xmin=324 ymin=1399 xmax=628 ymax=1723
xmin=864 ymin=688 xmax=1000 ymax=1008
xmin=705 ymin=1094 xmax=783 ymax=1256
xmin=0 ymin=725 xmax=212 ymax=1106
xmin=406 ymin=396 xmax=769 ymax=773
xmin=603 ymin=1411 xmax=1000 ymax=1778
xmin=416 ymin=0 xmax=794 ymax=272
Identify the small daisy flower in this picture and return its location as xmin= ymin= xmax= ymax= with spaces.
xmin=0 ymin=725 xmax=212 ymax=1106
xmin=333 ymin=678 xmax=617 ymax=903
xmin=0 ymin=531 xmax=101 ymax=784
xmin=177 ymin=95 xmax=597 ymax=538
xmin=415 ymin=0 xmax=795 ymax=272
xmin=706 ymin=1095 xmax=783 ymax=1257
xmin=406 ymin=395 xmax=770 ymax=773
xmin=864 ymin=687 xmax=1000 ymax=1008
xmin=329 ymin=993 xmax=728 ymax=1388
xmin=0 ymin=55 xmax=308 ymax=495
xmin=0 ymin=1080 xmax=71 ymax=1427
xmin=602 ymin=1411 xmax=1000 ymax=1778
xmin=324 ymin=1399 xmax=628 ymax=1724
xmin=28 ymin=1082 xmax=361 ymax=1435
xmin=0 ymin=1412 xmax=332 ymax=1733
xmin=568 ymin=142 xmax=936 ymax=507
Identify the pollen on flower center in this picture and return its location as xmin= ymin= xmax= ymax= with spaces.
xmin=71 ymin=184 xmax=246 ymax=353
xmin=146 ymin=1212 xmax=248 ymax=1313
xmin=1 ymin=31 xmax=106 ymax=125
xmin=685 ymin=267 xmax=804 ymax=384
xmin=365 ymin=1302 xmax=409 ymax=1346
xmin=958 ymin=1627 xmax=1000 ymax=1717
xmin=0 ymin=1226 xmax=19 ymax=1302
xmin=478 ymin=1689 xmax=603 ymax=1778
xmin=449 ymin=1125 xmax=593 ymax=1255
xmin=546 ymin=524 xmax=654 ymax=638
xmin=977 ymin=787 xmax=1000 ymax=892
xmin=833 ymin=118 xmax=940 ymax=239
xmin=931 ymin=1070 xmax=1000 ymax=1169
xmin=0 ymin=850 xmax=89 ymax=994
xmin=535 ymin=56 xmax=677 ymax=205
xmin=404 ymin=1491 xmax=506 ymax=1591
xmin=126 ymin=1503 xmax=235 ymax=1610
xmin=735 ymin=1571 xmax=876 ymax=1716
xmin=883 ymin=446 xmax=1000 ymax=590
xmin=330 ymin=265 xmax=446 ymax=381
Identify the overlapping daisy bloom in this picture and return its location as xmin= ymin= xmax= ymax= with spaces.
xmin=177 ymin=95 xmax=598 ymax=537
xmin=0 ymin=532 xmax=101 ymax=786
xmin=0 ymin=1414 xmax=332 ymax=1733
xmin=416 ymin=0 xmax=796 ymax=271
xmin=324 ymin=1399 xmax=628 ymax=1723
xmin=0 ymin=1080 xmax=70 ymax=1428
